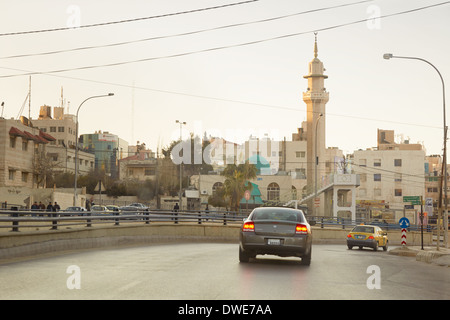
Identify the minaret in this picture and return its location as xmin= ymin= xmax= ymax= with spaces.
xmin=303 ymin=33 xmax=329 ymax=215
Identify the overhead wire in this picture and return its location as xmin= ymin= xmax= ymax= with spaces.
xmin=0 ymin=1 xmax=448 ymax=79
xmin=0 ymin=0 xmax=374 ymax=60
xmin=0 ymin=0 xmax=260 ymax=37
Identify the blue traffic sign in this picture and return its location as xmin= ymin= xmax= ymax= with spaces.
xmin=399 ymin=217 xmax=410 ymax=228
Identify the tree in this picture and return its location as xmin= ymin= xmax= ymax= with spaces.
xmin=222 ymin=161 xmax=257 ymax=212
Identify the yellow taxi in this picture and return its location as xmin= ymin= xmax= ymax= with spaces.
xmin=347 ymin=225 xmax=388 ymax=251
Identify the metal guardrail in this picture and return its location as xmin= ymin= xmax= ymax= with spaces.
xmin=0 ymin=209 xmax=249 ymax=232
xmin=0 ymin=209 xmax=437 ymax=233
xmin=307 ymin=216 xmax=436 ymax=232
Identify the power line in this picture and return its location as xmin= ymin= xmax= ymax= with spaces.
xmin=0 ymin=1 xmax=448 ymax=79
xmin=0 ymin=0 xmax=373 ymax=60
xmin=0 ymin=64 xmax=442 ymax=131
xmin=0 ymin=0 xmax=260 ymax=37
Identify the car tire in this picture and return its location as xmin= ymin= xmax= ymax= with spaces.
xmin=300 ymin=246 xmax=312 ymax=266
xmin=373 ymin=241 xmax=378 ymax=251
xmin=347 ymin=245 xmax=353 ymax=250
xmin=239 ymin=246 xmax=250 ymax=263
xmin=383 ymin=241 xmax=388 ymax=251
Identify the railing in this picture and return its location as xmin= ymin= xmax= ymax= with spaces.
xmin=0 ymin=209 xmax=249 ymax=232
xmin=307 ymin=216 xmax=436 ymax=232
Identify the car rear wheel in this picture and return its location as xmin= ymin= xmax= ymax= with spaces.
xmin=373 ymin=241 xmax=378 ymax=251
xmin=300 ymin=246 xmax=311 ymax=266
xmin=239 ymin=246 xmax=250 ymax=263
xmin=383 ymin=241 xmax=388 ymax=251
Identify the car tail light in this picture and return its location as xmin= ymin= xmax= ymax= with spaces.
xmin=368 ymin=235 xmax=374 ymax=239
xmin=347 ymin=234 xmax=352 ymax=238
xmin=295 ymin=224 xmax=308 ymax=235
xmin=242 ymin=221 xmax=255 ymax=232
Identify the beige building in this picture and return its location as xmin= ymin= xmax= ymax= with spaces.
xmin=352 ymin=129 xmax=426 ymax=212
xmin=34 ymin=106 xmax=95 ymax=175
xmin=119 ymin=144 xmax=157 ymax=181
xmin=0 ymin=117 xmax=55 ymax=189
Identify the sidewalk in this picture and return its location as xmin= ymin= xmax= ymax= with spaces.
xmin=389 ymin=245 xmax=450 ymax=267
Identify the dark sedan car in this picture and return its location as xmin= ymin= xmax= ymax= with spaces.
xmin=239 ymin=207 xmax=312 ymax=265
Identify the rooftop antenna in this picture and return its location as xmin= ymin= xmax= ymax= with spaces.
xmin=28 ymin=76 xmax=31 ymax=119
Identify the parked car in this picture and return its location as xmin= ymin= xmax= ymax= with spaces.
xmin=91 ymin=205 xmax=110 ymax=215
xmin=64 ymin=206 xmax=87 ymax=212
xmin=106 ymin=205 xmax=120 ymax=212
xmin=239 ymin=207 xmax=312 ymax=265
xmin=63 ymin=206 xmax=87 ymax=216
xmin=347 ymin=225 xmax=389 ymax=251
xmin=128 ymin=203 xmax=149 ymax=211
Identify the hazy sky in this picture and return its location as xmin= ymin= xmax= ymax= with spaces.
xmin=0 ymin=0 xmax=449 ymax=158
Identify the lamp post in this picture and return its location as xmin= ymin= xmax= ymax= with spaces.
xmin=73 ymin=93 xmax=114 ymax=206
xmin=383 ymin=53 xmax=447 ymax=249
xmin=314 ymin=113 xmax=323 ymax=215
xmin=176 ymin=120 xmax=186 ymax=210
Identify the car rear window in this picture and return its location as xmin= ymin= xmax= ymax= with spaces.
xmin=252 ymin=209 xmax=304 ymax=222
xmin=352 ymin=226 xmax=374 ymax=233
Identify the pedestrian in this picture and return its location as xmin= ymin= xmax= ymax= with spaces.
xmin=173 ymin=203 xmax=179 ymax=212
xmin=46 ymin=202 xmax=54 ymax=212
xmin=53 ymin=202 xmax=60 ymax=212
xmin=31 ymin=201 xmax=39 ymax=217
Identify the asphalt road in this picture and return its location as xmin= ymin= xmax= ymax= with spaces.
xmin=0 ymin=243 xmax=448 ymax=300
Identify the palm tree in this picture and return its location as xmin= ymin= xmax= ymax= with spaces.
xmin=222 ymin=161 xmax=257 ymax=212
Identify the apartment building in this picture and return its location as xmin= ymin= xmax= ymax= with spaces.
xmin=0 ymin=117 xmax=55 ymax=188
xmin=34 ymin=106 xmax=95 ymax=175
xmin=79 ymin=131 xmax=128 ymax=177
xmin=119 ymin=144 xmax=157 ymax=181
xmin=352 ymin=129 xmax=426 ymax=210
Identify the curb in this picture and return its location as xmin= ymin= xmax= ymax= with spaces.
xmin=389 ymin=246 xmax=450 ymax=267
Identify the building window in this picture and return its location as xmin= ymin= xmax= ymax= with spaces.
xmin=374 ymin=159 xmax=381 ymax=167
xmin=359 ymin=188 xmax=366 ymax=197
xmin=8 ymin=170 xmax=15 ymax=180
xmin=10 ymin=137 xmax=16 ymax=148
xmin=394 ymin=159 xmax=402 ymax=167
xmin=359 ymin=159 xmax=366 ymax=167
xmin=21 ymin=172 xmax=28 ymax=182
xmin=374 ymin=174 xmax=381 ymax=181
xmin=296 ymin=151 xmax=305 ymax=158
xmin=395 ymin=173 xmax=402 ymax=182
xmin=144 ymin=168 xmax=156 ymax=176
xmin=58 ymin=127 xmax=65 ymax=132
xmin=267 ymin=182 xmax=280 ymax=201
xmin=50 ymin=127 xmax=56 ymax=132
xmin=395 ymin=189 xmax=402 ymax=197
xmin=22 ymin=140 xmax=28 ymax=151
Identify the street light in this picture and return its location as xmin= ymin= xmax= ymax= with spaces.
xmin=384 ymin=53 xmax=447 ymax=249
xmin=314 ymin=113 xmax=323 ymax=216
xmin=176 ymin=120 xmax=187 ymax=210
xmin=73 ymin=93 xmax=114 ymax=206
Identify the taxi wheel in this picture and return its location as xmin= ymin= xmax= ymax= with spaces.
xmin=383 ymin=241 xmax=388 ymax=251
xmin=373 ymin=241 xmax=378 ymax=251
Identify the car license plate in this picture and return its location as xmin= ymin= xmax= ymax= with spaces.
xmin=267 ymin=239 xmax=281 ymax=245
xmin=355 ymin=235 xmax=365 ymax=239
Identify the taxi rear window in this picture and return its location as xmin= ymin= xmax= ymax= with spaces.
xmin=352 ymin=226 xmax=374 ymax=233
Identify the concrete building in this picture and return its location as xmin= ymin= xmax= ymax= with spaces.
xmin=119 ymin=143 xmax=157 ymax=181
xmin=79 ymin=131 xmax=128 ymax=177
xmin=351 ymin=129 xmax=426 ymax=214
xmin=34 ymin=106 xmax=95 ymax=175
xmin=0 ymin=117 xmax=56 ymax=189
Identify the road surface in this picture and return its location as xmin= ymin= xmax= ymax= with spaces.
xmin=0 ymin=243 xmax=448 ymax=300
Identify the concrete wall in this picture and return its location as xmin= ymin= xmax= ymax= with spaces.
xmin=0 ymin=224 xmax=443 ymax=261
